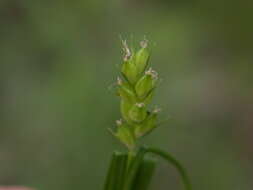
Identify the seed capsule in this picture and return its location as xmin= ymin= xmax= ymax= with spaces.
xmin=134 ymin=109 xmax=159 ymax=138
xmin=129 ymin=103 xmax=147 ymax=123
xmin=117 ymin=78 xmax=136 ymax=103
xmin=135 ymin=68 xmax=158 ymax=98
xmin=110 ymin=120 xmax=135 ymax=149
xmin=121 ymin=58 xmax=139 ymax=84
xmin=120 ymin=100 xmax=132 ymax=123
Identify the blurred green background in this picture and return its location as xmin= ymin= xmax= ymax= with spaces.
xmin=1 ymin=0 xmax=253 ymax=190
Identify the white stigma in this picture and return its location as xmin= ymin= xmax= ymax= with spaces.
xmin=122 ymin=40 xmax=131 ymax=61
xmin=117 ymin=77 xmax=122 ymax=85
xmin=116 ymin=119 xmax=122 ymax=126
xmin=153 ymin=107 xmax=161 ymax=113
xmin=145 ymin=67 xmax=158 ymax=79
xmin=135 ymin=103 xmax=145 ymax=108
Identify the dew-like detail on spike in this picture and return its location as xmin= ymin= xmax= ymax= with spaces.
xmin=122 ymin=40 xmax=131 ymax=61
xmin=145 ymin=68 xmax=158 ymax=79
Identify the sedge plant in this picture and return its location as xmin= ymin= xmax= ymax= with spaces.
xmin=104 ymin=39 xmax=192 ymax=190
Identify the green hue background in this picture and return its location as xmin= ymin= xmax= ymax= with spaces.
xmin=0 ymin=0 xmax=253 ymax=189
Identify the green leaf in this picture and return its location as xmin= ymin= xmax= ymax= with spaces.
xmin=114 ymin=153 xmax=128 ymax=190
xmin=132 ymin=157 xmax=157 ymax=190
xmin=104 ymin=152 xmax=128 ymax=190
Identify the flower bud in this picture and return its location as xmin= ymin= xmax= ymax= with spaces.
xmin=134 ymin=109 xmax=160 ymax=138
xmin=129 ymin=103 xmax=147 ymax=123
xmin=135 ymin=68 xmax=158 ymax=98
xmin=135 ymin=40 xmax=150 ymax=75
xmin=110 ymin=120 xmax=135 ymax=149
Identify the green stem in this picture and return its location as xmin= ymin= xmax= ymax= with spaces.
xmin=123 ymin=147 xmax=147 ymax=190
xmin=146 ymin=147 xmax=192 ymax=190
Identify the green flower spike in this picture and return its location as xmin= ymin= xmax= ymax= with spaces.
xmin=111 ymin=39 xmax=161 ymax=150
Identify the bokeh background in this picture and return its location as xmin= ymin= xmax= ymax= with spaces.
xmin=1 ymin=0 xmax=253 ymax=190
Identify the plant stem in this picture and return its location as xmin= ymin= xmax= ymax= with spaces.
xmin=123 ymin=147 xmax=147 ymax=190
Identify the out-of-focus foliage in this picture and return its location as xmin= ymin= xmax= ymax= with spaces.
xmin=0 ymin=0 xmax=253 ymax=190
